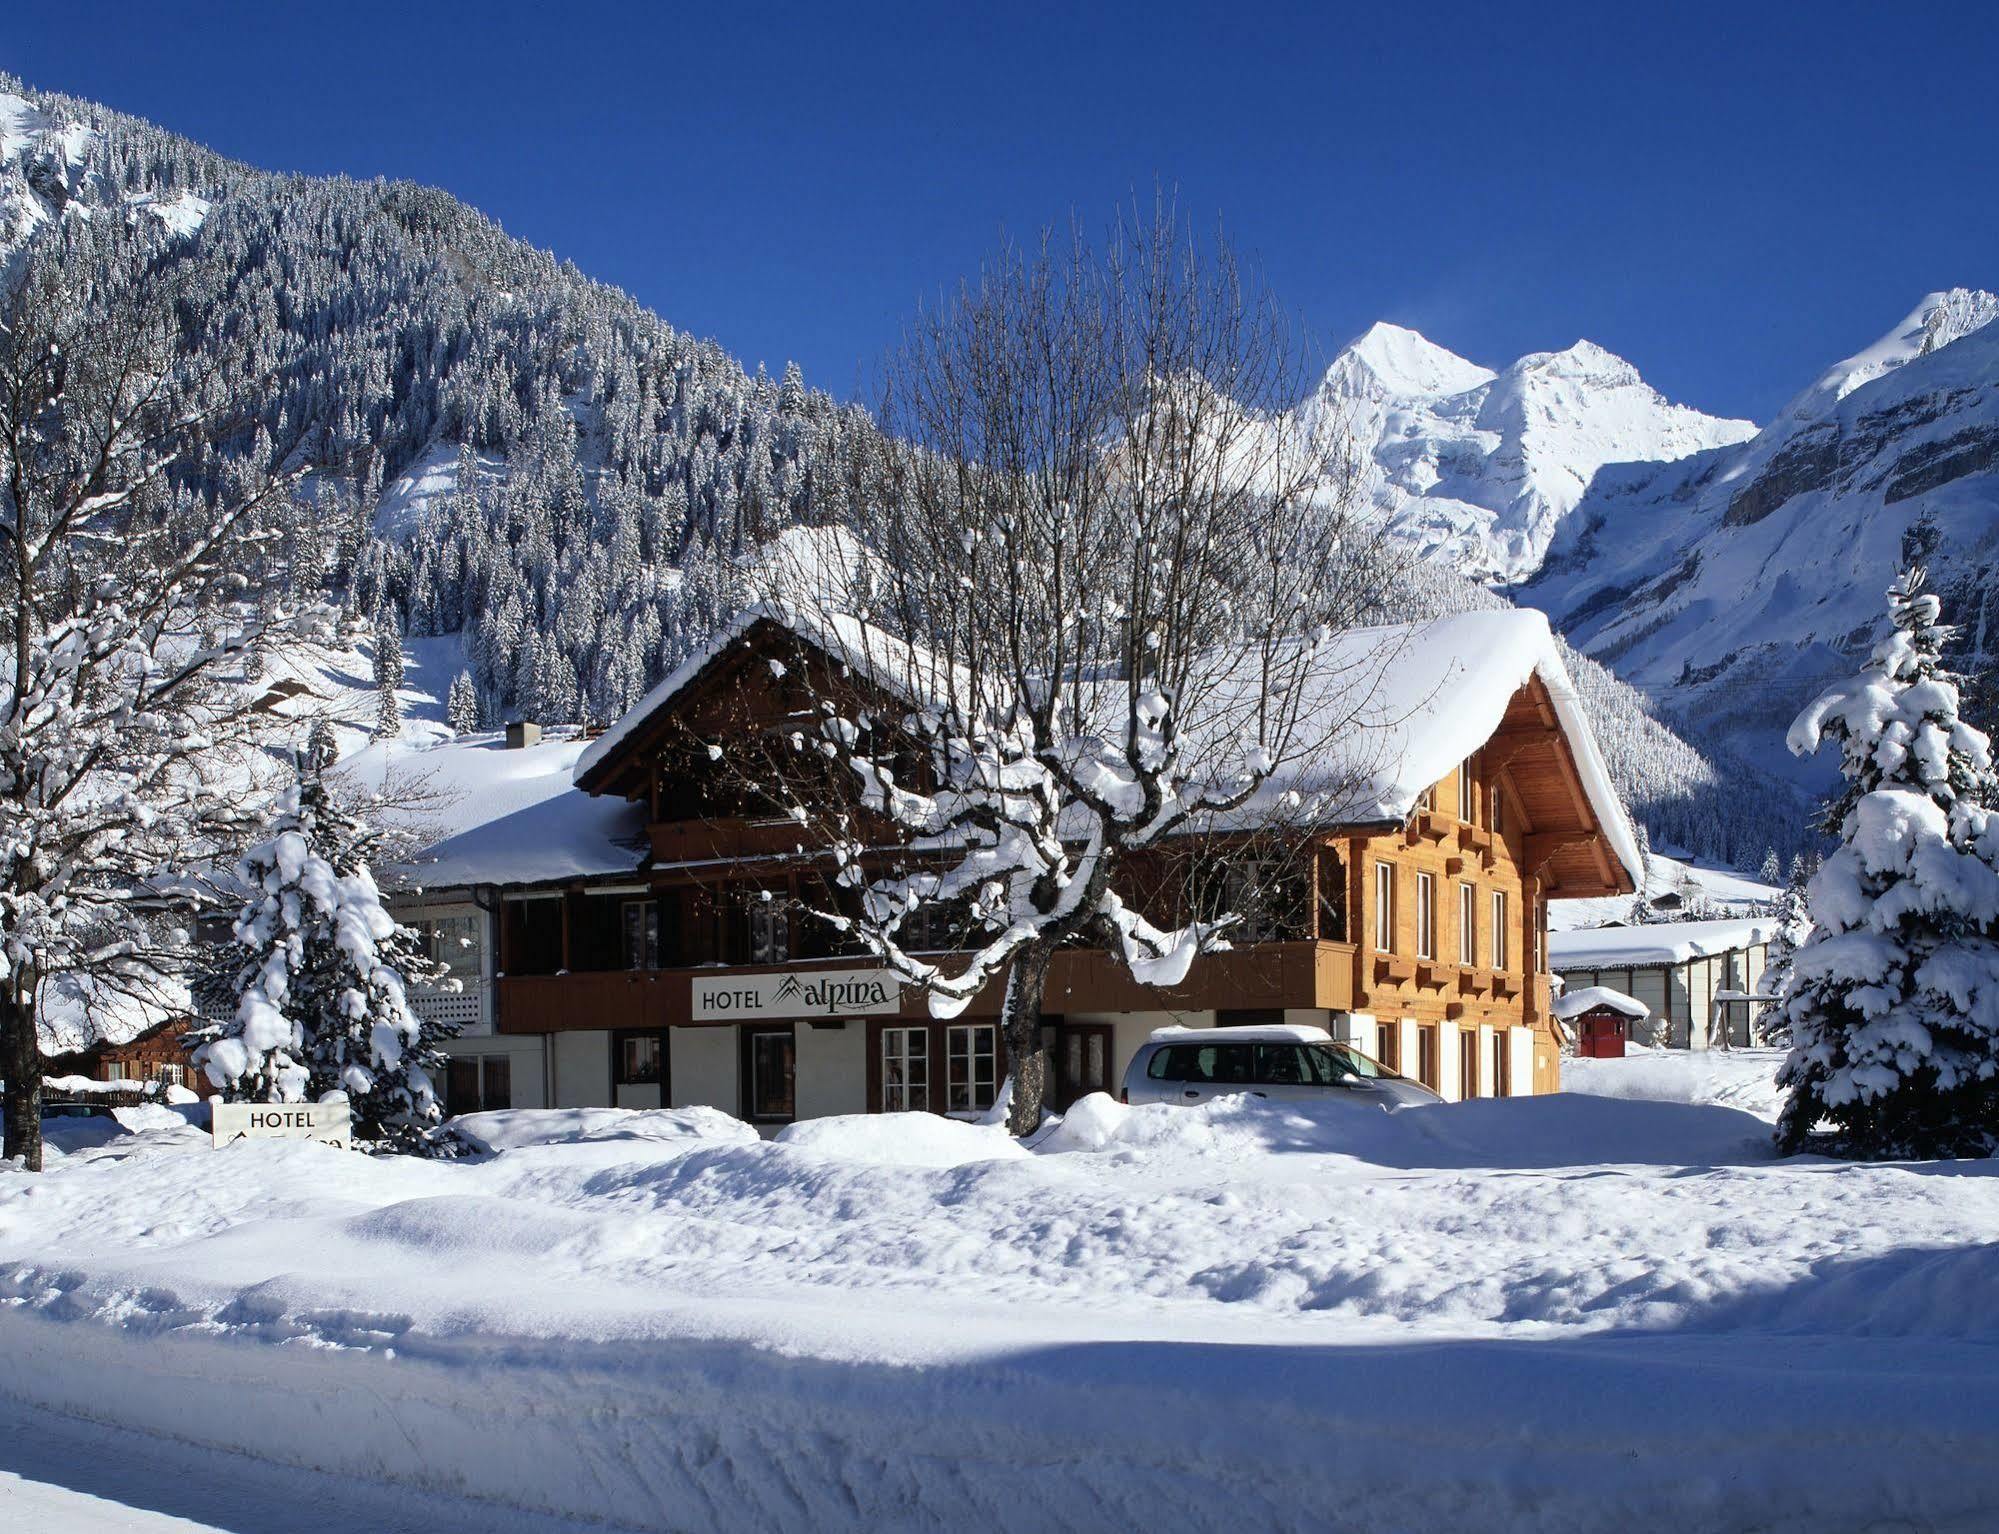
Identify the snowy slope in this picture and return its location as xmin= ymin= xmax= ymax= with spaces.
xmin=1304 ymin=322 xmax=1756 ymax=583
xmin=1524 ymin=289 xmax=1999 ymax=787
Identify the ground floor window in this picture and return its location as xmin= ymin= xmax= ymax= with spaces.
xmin=1417 ymin=1026 xmax=1439 ymax=1091
xmin=947 ymin=1024 xmax=998 ymax=1113
xmin=615 ymin=1029 xmax=664 ymax=1086
xmin=881 ymin=1025 xmax=930 ymax=1112
xmin=1458 ymin=1029 xmax=1480 ymax=1099
xmin=1374 ymin=1022 xmax=1399 ymax=1073
xmin=1492 ymin=1029 xmax=1512 ymax=1097
xmin=743 ymin=1026 xmax=796 ymax=1122
xmin=1048 ymin=1021 xmax=1111 ymax=1110
xmin=445 ymin=1054 xmax=512 ymax=1116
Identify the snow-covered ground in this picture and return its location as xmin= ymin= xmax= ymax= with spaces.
xmin=4 ymin=1089 xmax=1997 ymax=1532
xmin=1563 ymin=1041 xmax=1789 ymax=1121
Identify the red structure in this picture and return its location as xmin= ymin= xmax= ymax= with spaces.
xmin=1573 ymin=1006 xmax=1629 ymax=1058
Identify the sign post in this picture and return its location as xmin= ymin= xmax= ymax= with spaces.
xmin=211 ymin=1097 xmax=353 ymax=1150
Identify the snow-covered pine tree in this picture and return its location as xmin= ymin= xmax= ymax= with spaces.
xmin=192 ymin=737 xmax=455 ymax=1151
xmin=372 ymin=605 xmax=405 ymax=692
xmin=1774 ymin=566 xmax=1999 ymax=1156
xmin=374 ymin=678 xmax=403 ymax=739
xmin=1759 ymin=848 xmax=1782 ymax=888
xmin=445 ymin=671 xmax=479 ymax=735
xmin=1756 ymin=860 xmax=1813 ymax=1045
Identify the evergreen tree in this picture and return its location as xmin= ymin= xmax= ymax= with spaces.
xmin=191 ymin=738 xmax=455 ymax=1150
xmin=1757 ymin=859 xmax=1814 ymax=1046
xmin=374 ymin=679 xmax=403 ymax=740
xmin=446 ymin=670 xmax=479 ymax=735
xmin=1759 ymin=848 xmax=1782 ymax=888
xmin=372 ymin=604 xmax=405 ymax=692
xmin=1774 ymin=566 xmax=1999 ymax=1156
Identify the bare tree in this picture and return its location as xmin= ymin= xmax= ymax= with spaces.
xmin=737 ymin=201 xmax=1394 ymax=1134
xmin=1 ymin=223 xmax=298 ymax=1169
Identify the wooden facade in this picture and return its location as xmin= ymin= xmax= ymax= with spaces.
xmin=460 ymin=616 xmax=1633 ymax=1115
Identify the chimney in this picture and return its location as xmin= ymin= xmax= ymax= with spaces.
xmin=505 ymin=720 xmax=542 ymax=750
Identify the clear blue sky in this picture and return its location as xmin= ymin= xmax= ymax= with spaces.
xmin=10 ymin=0 xmax=1995 ymax=422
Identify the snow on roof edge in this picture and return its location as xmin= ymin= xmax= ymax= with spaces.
xmin=1549 ymin=916 xmax=1779 ymax=968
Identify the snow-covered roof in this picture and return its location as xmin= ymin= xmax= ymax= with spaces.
xmin=1549 ymin=916 xmax=1777 ymax=969
xmin=375 ymin=732 xmax=647 ymax=890
xmin=574 ymin=603 xmax=1643 ymax=887
xmin=1550 ymin=985 xmax=1649 ymax=1021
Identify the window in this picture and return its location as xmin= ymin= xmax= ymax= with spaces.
xmin=1146 ymin=1043 xmax=1252 ymax=1084
xmin=744 ymin=1027 xmax=796 ymax=1121
xmin=1458 ymin=760 xmax=1475 ymax=822
xmin=1416 ymin=1026 xmax=1439 ymax=1090
xmin=1374 ymin=862 xmax=1395 ymax=952
xmin=622 ymin=901 xmax=660 ymax=971
xmin=615 ymin=1030 xmax=662 ymax=1085
xmin=1458 ymin=881 xmax=1477 ymax=966
xmin=418 ymin=914 xmax=482 ymax=981
xmin=947 ymin=1024 xmax=997 ymax=1113
xmin=152 ymin=1063 xmax=186 ymax=1088
xmin=1492 ymin=890 xmax=1510 ymax=969
xmin=1415 ymin=872 xmax=1435 ymax=960
xmin=1418 ymin=783 xmax=1435 ymax=812
xmin=1459 ymin=1029 xmax=1481 ymax=1099
xmin=1492 ymin=1030 xmax=1512 ymax=1097
xmin=749 ymin=898 xmax=790 ymax=964
xmin=103 ymin=1061 xmax=127 ymax=1082
xmin=881 ymin=1026 xmax=929 ymax=1112
xmin=1534 ymin=901 xmax=1545 ymax=973
xmin=1376 ymin=1023 xmax=1401 ymax=1073
xmin=1489 ymin=784 xmax=1505 ymax=836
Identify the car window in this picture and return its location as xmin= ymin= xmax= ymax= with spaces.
xmin=1316 ymin=1043 xmax=1398 ymax=1080
xmin=1254 ymin=1043 xmax=1318 ymax=1085
xmin=1147 ymin=1043 xmax=1257 ymax=1083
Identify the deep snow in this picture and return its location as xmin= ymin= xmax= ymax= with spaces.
xmin=3 ymin=1082 xmax=1997 ymax=1532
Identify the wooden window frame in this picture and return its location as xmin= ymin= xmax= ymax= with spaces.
xmin=1415 ymin=871 xmax=1436 ymax=960
xmin=621 ymin=899 xmax=659 ymax=971
xmin=1492 ymin=890 xmax=1510 ymax=970
xmin=946 ymin=1023 xmax=998 ymax=1114
xmin=1490 ymin=782 xmax=1505 ymax=837
xmin=880 ymin=1024 xmax=930 ymax=1112
xmin=613 ymin=1027 xmax=665 ymax=1087
xmin=1374 ymin=861 xmax=1395 ymax=953
xmin=1459 ymin=1028 xmax=1481 ymax=1099
xmin=1458 ymin=880 xmax=1477 ymax=966
xmin=1492 ymin=1029 xmax=1512 ymax=1097
xmin=1457 ymin=760 xmax=1475 ymax=822
xmin=1416 ymin=1025 xmax=1439 ymax=1090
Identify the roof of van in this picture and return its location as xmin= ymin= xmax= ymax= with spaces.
xmin=1143 ymin=1024 xmax=1333 ymax=1046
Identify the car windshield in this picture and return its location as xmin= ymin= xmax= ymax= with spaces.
xmin=1309 ymin=1044 xmax=1401 ymax=1081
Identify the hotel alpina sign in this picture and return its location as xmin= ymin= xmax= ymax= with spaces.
xmin=692 ymin=968 xmax=902 ymax=1021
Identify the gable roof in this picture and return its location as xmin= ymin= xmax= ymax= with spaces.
xmin=572 ymin=602 xmax=1643 ymax=891
xmin=1549 ymin=916 xmax=1778 ymax=969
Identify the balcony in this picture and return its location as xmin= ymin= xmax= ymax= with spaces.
xmin=649 ymin=817 xmax=816 ymax=865
xmin=497 ymin=940 xmax=1358 ymax=1034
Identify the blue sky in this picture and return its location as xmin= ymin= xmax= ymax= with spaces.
xmin=10 ymin=1 xmax=1995 ymax=421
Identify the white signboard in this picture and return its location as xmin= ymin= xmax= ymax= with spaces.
xmin=692 ymin=968 xmax=902 ymax=1021
xmin=211 ymin=1098 xmax=353 ymax=1150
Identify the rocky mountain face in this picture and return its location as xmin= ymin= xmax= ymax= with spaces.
xmin=1522 ymin=289 xmax=1999 ymax=789
xmin=1303 ymin=323 xmax=1757 ymax=584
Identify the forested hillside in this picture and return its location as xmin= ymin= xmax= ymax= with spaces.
xmin=0 ymin=73 xmax=1816 ymax=864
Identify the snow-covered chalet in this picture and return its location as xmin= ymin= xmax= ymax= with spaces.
xmin=390 ymin=606 xmax=1642 ymax=1125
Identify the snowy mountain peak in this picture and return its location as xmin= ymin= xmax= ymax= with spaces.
xmin=1309 ymin=322 xmax=1755 ymax=584
xmin=1321 ymin=321 xmax=1495 ymax=403
xmin=1784 ymin=287 xmax=1999 ymax=423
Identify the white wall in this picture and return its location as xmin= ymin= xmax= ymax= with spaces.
xmin=1510 ymin=1026 xmax=1536 ymax=1097
xmin=551 ymin=1030 xmax=611 ymax=1108
xmin=1438 ymin=1021 xmax=1462 ymax=1101
xmin=796 ymin=1022 xmax=866 ymax=1119
xmin=670 ymin=1026 xmax=738 ymax=1113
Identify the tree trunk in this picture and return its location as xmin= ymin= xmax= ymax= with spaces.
xmin=2 ymin=990 xmax=42 ymax=1172
xmin=1001 ymin=941 xmax=1055 ymax=1137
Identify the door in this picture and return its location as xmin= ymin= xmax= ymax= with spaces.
xmin=741 ymin=1025 xmax=796 ymax=1124
xmin=1048 ymin=1022 xmax=1112 ymax=1110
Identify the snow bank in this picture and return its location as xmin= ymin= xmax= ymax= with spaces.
xmin=449 ymin=1104 xmax=757 ymax=1153
xmin=776 ymin=1111 xmax=1026 ymax=1166
xmin=3 ymin=1089 xmax=1996 ymax=1530
xmin=1563 ymin=1044 xmax=1788 ymax=1122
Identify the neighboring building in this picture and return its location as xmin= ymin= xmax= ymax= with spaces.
xmin=392 ymin=606 xmax=1641 ymax=1124
xmin=47 ymin=1018 xmax=214 ymax=1097
xmin=1549 ymin=917 xmax=1777 ymax=1050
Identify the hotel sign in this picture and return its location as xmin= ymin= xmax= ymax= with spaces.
xmin=211 ymin=1098 xmax=352 ymax=1150
xmin=692 ymin=968 xmax=902 ymax=1021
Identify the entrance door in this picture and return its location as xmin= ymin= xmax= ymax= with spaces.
xmin=741 ymin=1025 xmax=796 ymax=1124
xmin=1048 ymin=1022 xmax=1112 ymax=1110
